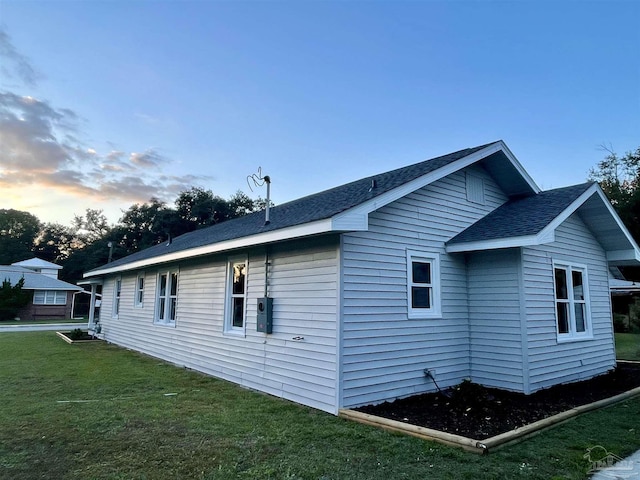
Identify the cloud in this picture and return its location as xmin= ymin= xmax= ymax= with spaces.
xmin=130 ymin=149 xmax=168 ymax=169
xmin=0 ymin=28 xmax=42 ymax=87
xmin=0 ymin=29 xmax=212 ymax=215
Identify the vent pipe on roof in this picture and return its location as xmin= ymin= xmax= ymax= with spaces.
xmin=264 ymin=175 xmax=271 ymax=225
xmin=369 ymin=179 xmax=377 ymax=192
xmin=247 ymin=167 xmax=271 ymax=226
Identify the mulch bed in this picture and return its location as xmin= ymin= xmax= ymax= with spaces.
xmin=355 ymin=363 xmax=640 ymax=440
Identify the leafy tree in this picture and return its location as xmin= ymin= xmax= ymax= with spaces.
xmin=72 ymin=209 xmax=111 ymax=247
xmin=228 ymin=190 xmax=259 ymax=217
xmin=0 ymin=209 xmax=41 ymax=264
xmin=34 ymin=222 xmax=75 ymax=263
xmin=589 ymin=146 xmax=640 ymax=242
xmin=115 ymin=198 xmax=175 ymax=253
xmin=0 ymin=277 xmax=30 ymax=321
xmin=589 ymin=145 xmax=640 ymax=280
xmin=175 ymin=187 xmax=233 ymax=230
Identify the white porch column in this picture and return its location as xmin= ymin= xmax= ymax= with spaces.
xmin=87 ymin=284 xmax=97 ymax=328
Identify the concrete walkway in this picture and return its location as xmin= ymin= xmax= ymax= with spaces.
xmin=0 ymin=322 xmax=87 ymax=332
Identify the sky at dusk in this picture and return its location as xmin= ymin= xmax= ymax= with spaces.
xmin=0 ymin=1 xmax=638 ymax=226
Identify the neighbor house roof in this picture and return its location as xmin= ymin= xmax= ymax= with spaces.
xmin=446 ymin=182 xmax=640 ymax=265
xmin=11 ymin=258 xmax=63 ymax=270
xmin=0 ymin=266 xmax=82 ymax=291
xmin=610 ymin=278 xmax=640 ymax=295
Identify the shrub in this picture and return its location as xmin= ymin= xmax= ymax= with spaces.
xmin=0 ymin=277 xmax=30 ymax=321
xmin=69 ymin=328 xmax=86 ymax=340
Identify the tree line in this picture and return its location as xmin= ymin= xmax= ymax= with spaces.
xmin=1 ymin=146 xmax=639 ymax=285
xmin=0 ymin=188 xmax=268 ymax=284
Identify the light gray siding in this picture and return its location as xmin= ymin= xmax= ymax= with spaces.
xmin=522 ymin=213 xmax=615 ymax=391
xmin=467 ymin=249 xmax=525 ymax=391
xmin=98 ymin=236 xmax=340 ymax=413
xmin=340 ymin=165 xmax=509 ymax=408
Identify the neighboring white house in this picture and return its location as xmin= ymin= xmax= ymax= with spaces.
xmin=82 ymin=141 xmax=640 ymax=414
xmin=1 ymin=258 xmax=83 ymax=320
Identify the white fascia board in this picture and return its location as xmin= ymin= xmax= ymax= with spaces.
xmin=496 ymin=140 xmax=541 ymax=194
xmin=591 ymin=184 xmax=640 ymax=254
xmin=539 ymin=183 xmax=640 ymax=259
xmin=445 ymin=234 xmax=543 ymax=253
xmin=607 ymin=249 xmax=640 ymax=264
xmin=534 ymin=184 xmax=601 ymax=243
xmin=84 ymin=218 xmax=335 ymax=278
xmin=334 ymin=142 xmax=533 ymax=224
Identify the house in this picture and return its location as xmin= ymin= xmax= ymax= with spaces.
xmin=82 ymin=141 xmax=640 ymax=414
xmin=1 ymin=258 xmax=83 ymax=320
xmin=609 ymin=268 xmax=640 ymax=332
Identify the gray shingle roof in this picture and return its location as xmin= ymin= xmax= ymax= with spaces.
xmin=94 ymin=142 xmax=498 ymax=272
xmin=0 ymin=266 xmax=82 ymax=291
xmin=446 ymin=182 xmax=595 ymax=245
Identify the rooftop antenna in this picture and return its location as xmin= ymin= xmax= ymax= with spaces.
xmin=247 ymin=167 xmax=271 ymax=225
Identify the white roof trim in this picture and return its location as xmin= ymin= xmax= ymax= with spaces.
xmin=84 ymin=142 xmax=542 ymax=277
xmin=84 ymin=218 xmax=335 ymax=278
xmin=590 ymin=184 xmax=640 ymax=256
xmin=334 ymin=141 xmax=539 ymax=226
xmin=497 ymin=140 xmax=541 ymax=194
xmin=445 ymin=234 xmax=543 ymax=253
xmin=533 ymin=183 xmax=601 ymax=244
xmin=445 ymin=183 xmax=640 ymax=262
xmin=607 ymin=249 xmax=640 ymax=263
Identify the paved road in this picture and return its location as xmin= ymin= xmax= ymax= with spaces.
xmin=0 ymin=322 xmax=88 ymax=332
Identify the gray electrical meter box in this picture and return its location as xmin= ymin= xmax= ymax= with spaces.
xmin=257 ymin=297 xmax=273 ymax=334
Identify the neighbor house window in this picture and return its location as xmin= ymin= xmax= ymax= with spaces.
xmin=33 ymin=290 xmax=67 ymax=305
xmin=135 ymin=273 xmax=145 ymax=308
xmin=407 ymin=250 xmax=441 ymax=318
xmin=155 ymin=270 xmax=178 ymax=325
xmin=225 ymin=258 xmax=247 ymax=334
xmin=113 ymin=277 xmax=122 ymax=317
xmin=553 ymin=262 xmax=591 ymax=341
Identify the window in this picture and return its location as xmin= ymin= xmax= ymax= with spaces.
xmin=155 ymin=270 xmax=178 ymax=325
xmin=225 ymin=258 xmax=247 ymax=333
xmin=135 ymin=273 xmax=145 ymax=308
xmin=553 ymin=262 xmax=591 ymax=341
xmin=407 ymin=250 xmax=441 ymax=318
xmin=33 ymin=290 xmax=67 ymax=305
xmin=113 ymin=277 xmax=121 ymax=317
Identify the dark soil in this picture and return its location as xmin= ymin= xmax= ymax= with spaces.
xmin=355 ymin=363 xmax=640 ymax=440
xmin=62 ymin=330 xmax=100 ymax=341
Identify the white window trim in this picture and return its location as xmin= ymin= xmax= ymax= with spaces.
xmin=154 ymin=269 xmax=178 ymax=326
xmin=406 ymin=250 xmax=442 ymax=319
xmin=33 ymin=290 xmax=67 ymax=305
xmin=552 ymin=260 xmax=593 ymax=343
xmin=224 ymin=256 xmax=248 ymax=336
xmin=112 ymin=277 xmax=122 ymax=318
xmin=135 ymin=273 xmax=145 ymax=308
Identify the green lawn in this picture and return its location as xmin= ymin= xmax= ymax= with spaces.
xmin=616 ymin=332 xmax=640 ymax=361
xmin=1 ymin=332 xmax=639 ymax=480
